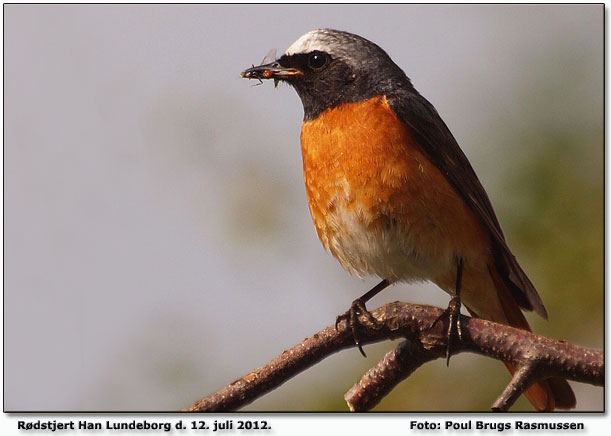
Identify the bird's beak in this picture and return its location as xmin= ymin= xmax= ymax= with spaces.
xmin=241 ymin=61 xmax=303 ymax=81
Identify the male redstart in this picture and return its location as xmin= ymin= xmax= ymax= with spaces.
xmin=241 ymin=29 xmax=575 ymax=411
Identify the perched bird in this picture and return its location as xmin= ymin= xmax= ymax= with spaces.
xmin=241 ymin=29 xmax=575 ymax=411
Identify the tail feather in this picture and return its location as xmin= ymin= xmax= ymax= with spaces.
xmin=548 ymin=377 xmax=577 ymax=410
xmin=470 ymin=267 xmax=576 ymax=411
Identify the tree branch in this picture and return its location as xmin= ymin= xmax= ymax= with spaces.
xmin=344 ymin=339 xmax=438 ymax=411
xmin=184 ymin=301 xmax=603 ymax=412
xmin=491 ymin=362 xmax=539 ymax=411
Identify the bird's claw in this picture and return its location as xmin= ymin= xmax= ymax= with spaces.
xmin=431 ymin=294 xmax=463 ymax=366
xmin=335 ymin=298 xmax=380 ymax=357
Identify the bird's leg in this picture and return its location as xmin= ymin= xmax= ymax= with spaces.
xmin=446 ymin=257 xmax=464 ymax=364
xmin=431 ymin=257 xmax=464 ymax=365
xmin=335 ymin=279 xmax=390 ymax=357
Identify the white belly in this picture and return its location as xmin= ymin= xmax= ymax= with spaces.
xmin=324 ymin=204 xmax=456 ymax=284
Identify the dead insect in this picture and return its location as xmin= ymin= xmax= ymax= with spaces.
xmin=242 ymin=49 xmax=278 ymax=84
xmin=249 ymin=64 xmax=264 ymax=86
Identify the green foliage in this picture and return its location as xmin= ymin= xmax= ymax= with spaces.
xmin=499 ymin=130 xmax=603 ymax=346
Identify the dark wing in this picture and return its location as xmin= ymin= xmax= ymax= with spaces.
xmin=389 ymin=90 xmax=548 ymax=319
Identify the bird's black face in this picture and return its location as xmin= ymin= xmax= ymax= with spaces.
xmin=242 ymin=50 xmax=359 ymax=119
xmin=241 ymin=29 xmax=412 ymax=120
xmin=275 ymin=51 xmax=361 ymax=119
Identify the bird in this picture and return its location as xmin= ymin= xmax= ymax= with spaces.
xmin=241 ymin=28 xmax=575 ymax=411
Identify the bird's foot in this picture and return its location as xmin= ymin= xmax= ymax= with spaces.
xmin=431 ymin=294 xmax=463 ymax=366
xmin=335 ymin=298 xmax=380 ymax=357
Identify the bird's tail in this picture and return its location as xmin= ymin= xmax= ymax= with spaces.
xmin=477 ymin=267 xmax=576 ymax=411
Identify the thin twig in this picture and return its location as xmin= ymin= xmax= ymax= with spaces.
xmin=491 ymin=362 xmax=539 ymax=411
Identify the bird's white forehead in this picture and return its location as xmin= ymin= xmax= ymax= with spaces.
xmin=285 ymin=30 xmax=334 ymax=56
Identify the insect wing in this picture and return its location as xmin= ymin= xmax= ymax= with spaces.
xmin=260 ymin=48 xmax=277 ymax=65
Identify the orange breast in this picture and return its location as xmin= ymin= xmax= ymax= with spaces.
xmin=300 ymin=95 xmax=491 ymax=283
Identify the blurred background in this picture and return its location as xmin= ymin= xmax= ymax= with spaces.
xmin=4 ymin=4 xmax=603 ymax=411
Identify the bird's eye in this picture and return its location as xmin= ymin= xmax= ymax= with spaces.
xmin=308 ymin=52 xmax=328 ymax=70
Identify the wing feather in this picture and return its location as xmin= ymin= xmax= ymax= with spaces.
xmin=389 ymin=90 xmax=547 ymax=318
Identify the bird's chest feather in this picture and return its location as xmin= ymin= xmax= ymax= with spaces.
xmin=300 ymin=96 xmax=488 ymax=281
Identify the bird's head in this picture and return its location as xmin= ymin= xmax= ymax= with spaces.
xmin=241 ymin=29 xmax=411 ymax=120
